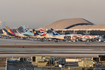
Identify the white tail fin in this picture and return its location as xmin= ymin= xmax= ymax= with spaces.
xmin=2 ymin=29 xmax=7 ymax=35
xmin=16 ymin=30 xmax=20 ymax=34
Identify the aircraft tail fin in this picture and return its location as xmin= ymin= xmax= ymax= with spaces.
xmin=16 ymin=30 xmax=20 ymax=34
xmin=39 ymin=28 xmax=47 ymax=33
xmin=5 ymin=26 xmax=16 ymax=36
xmin=22 ymin=25 xmax=32 ymax=33
xmin=33 ymin=29 xmax=39 ymax=36
xmin=2 ymin=29 xmax=7 ymax=35
xmin=51 ymin=28 xmax=59 ymax=36
xmin=39 ymin=28 xmax=47 ymax=36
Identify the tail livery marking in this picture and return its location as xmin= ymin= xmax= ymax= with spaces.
xmin=5 ymin=26 xmax=17 ymax=36
xmin=16 ymin=30 xmax=20 ymax=34
xmin=6 ymin=29 xmax=11 ymax=33
xmin=51 ymin=28 xmax=59 ymax=35
xmin=39 ymin=28 xmax=46 ymax=33
xmin=25 ymin=28 xmax=28 ymax=32
xmin=34 ymin=31 xmax=36 ymax=33
xmin=40 ymin=33 xmax=47 ymax=36
xmin=84 ymin=36 xmax=90 ymax=39
xmin=33 ymin=29 xmax=39 ymax=36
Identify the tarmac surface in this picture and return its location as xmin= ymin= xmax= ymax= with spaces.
xmin=0 ymin=38 xmax=105 ymax=46
xmin=0 ymin=48 xmax=105 ymax=57
xmin=0 ymin=54 xmax=103 ymax=57
xmin=0 ymin=48 xmax=105 ymax=53
xmin=0 ymin=38 xmax=105 ymax=58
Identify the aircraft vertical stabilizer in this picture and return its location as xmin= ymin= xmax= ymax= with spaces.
xmin=5 ymin=26 xmax=17 ymax=37
xmin=33 ymin=29 xmax=39 ymax=36
xmin=51 ymin=28 xmax=59 ymax=36
xmin=2 ymin=29 xmax=7 ymax=35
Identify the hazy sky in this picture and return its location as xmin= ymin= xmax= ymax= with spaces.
xmin=0 ymin=0 xmax=105 ymax=28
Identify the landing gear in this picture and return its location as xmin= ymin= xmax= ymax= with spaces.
xmin=21 ymin=37 xmax=23 ymax=39
xmin=86 ymin=39 xmax=90 ymax=42
xmin=5 ymin=36 xmax=11 ymax=39
xmin=41 ymin=38 xmax=44 ymax=42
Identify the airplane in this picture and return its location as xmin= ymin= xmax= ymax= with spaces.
xmin=15 ymin=30 xmax=28 ymax=39
xmin=1 ymin=29 xmax=14 ymax=39
xmin=2 ymin=29 xmax=8 ymax=36
xmin=50 ymin=28 xmax=101 ymax=42
xmin=50 ymin=28 xmax=84 ymax=42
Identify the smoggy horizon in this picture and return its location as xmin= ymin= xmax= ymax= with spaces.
xmin=0 ymin=0 xmax=105 ymax=28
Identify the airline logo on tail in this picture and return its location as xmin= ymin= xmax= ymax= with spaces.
xmin=39 ymin=28 xmax=47 ymax=36
xmin=25 ymin=28 xmax=28 ymax=32
xmin=51 ymin=28 xmax=59 ymax=35
xmin=34 ymin=31 xmax=36 ymax=33
xmin=39 ymin=28 xmax=46 ymax=33
xmin=33 ymin=29 xmax=39 ymax=36
xmin=6 ymin=27 xmax=11 ymax=33
xmin=22 ymin=25 xmax=29 ymax=32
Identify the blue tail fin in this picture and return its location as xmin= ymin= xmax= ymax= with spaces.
xmin=33 ymin=29 xmax=39 ymax=36
xmin=22 ymin=25 xmax=32 ymax=33
xmin=51 ymin=28 xmax=59 ymax=36
xmin=22 ymin=25 xmax=34 ymax=36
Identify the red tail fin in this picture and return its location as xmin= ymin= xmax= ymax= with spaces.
xmin=6 ymin=26 xmax=18 ymax=37
xmin=39 ymin=28 xmax=46 ymax=33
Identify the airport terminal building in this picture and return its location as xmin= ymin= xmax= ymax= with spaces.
xmin=41 ymin=18 xmax=105 ymax=36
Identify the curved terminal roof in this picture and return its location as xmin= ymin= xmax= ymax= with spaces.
xmin=42 ymin=18 xmax=94 ymax=29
